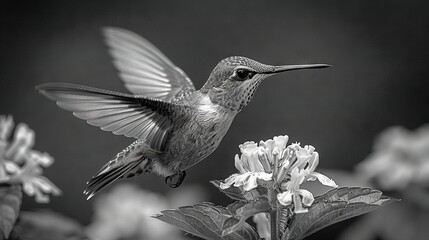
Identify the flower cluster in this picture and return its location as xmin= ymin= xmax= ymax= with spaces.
xmin=221 ymin=135 xmax=337 ymax=213
xmin=357 ymin=125 xmax=429 ymax=190
xmin=0 ymin=115 xmax=60 ymax=203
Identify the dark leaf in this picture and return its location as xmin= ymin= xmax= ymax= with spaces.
xmin=153 ymin=202 xmax=260 ymax=240
xmin=211 ymin=180 xmax=268 ymax=201
xmin=211 ymin=180 xmax=246 ymax=201
xmin=283 ymin=187 xmax=398 ymax=240
xmin=9 ymin=211 xmax=88 ymax=240
xmin=222 ymin=197 xmax=271 ymax=236
xmin=0 ymin=184 xmax=22 ymax=240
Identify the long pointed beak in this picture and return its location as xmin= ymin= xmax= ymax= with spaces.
xmin=266 ymin=64 xmax=331 ymax=74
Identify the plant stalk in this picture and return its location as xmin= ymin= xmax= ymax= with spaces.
xmin=270 ymin=151 xmax=280 ymax=240
xmin=269 ymin=188 xmax=278 ymax=240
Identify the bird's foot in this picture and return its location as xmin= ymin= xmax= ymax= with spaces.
xmin=165 ymin=170 xmax=186 ymax=188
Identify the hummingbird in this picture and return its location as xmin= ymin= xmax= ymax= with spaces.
xmin=36 ymin=27 xmax=329 ymax=199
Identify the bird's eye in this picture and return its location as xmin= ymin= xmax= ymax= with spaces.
xmin=234 ymin=69 xmax=254 ymax=81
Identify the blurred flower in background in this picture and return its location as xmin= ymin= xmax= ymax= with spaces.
xmin=356 ymin=125 xmax=429 ymax=190
xmin=10 ymin=211 xmax=89 ymax=240
xmin=336 ymin=124 xmax=429 ymax=240
xmin=0 ymin=115 xmax=60 ymax=203
xmin=86 ymin=183 xmax=207 ymax=240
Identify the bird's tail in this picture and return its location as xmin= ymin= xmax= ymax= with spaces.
xmin=84 ymin=141 xmax=151 ymax=200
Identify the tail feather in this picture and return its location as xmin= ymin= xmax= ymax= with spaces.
xmin=84 ymin=159 xmax=147 ymax=200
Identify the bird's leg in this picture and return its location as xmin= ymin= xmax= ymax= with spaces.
xmin=165 ymin=170 xmax=186 ymax=188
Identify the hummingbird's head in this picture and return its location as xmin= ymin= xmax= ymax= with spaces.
xmin=201 ymin=56 xmax=329 ymax=112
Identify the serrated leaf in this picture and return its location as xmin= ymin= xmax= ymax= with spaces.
xmin=283 ymin=187 xmax=398 ymax=240
xmin=0 ymin=184 xmax=22 ymax=239
xmin=153 ymin=202 xmax=260 ymax=240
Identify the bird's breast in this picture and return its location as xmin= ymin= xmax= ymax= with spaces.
xmin=162 ymin=95 xmax=237 ymax=171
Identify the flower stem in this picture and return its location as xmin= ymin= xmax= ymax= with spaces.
xmin=269 ymin=188 xmax=278 ymax=240
xmin=270 ymin=209 xmax=277 ymax=240
xmin=270 ymin=151 xmax=280 ymax=240
xmin=268 ymin=186 xmax=279 ymax=240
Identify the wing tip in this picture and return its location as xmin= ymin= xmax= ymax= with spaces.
xmin=35 ymin=82 xmax=80 ymax=100
xmin=35 ymin=83 xmax=58 ymax=100
xmin=36 ymin=82 xmax=80 ymax=91
xmin=101 ymin=26 xmax=116 ymax=37
xmin=35 ymin=82 xmax=55 ymax=93
xmin=102 ymin=26 xmax=133 ymax=40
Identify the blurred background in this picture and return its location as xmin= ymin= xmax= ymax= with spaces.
xmin=1 ymin=0 xmax=429 ymax=239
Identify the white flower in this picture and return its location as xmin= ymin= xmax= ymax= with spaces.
xmin=277 ymin=144 xmax=337 ymax=213
xmin=259 ymin=135 xmax=289 ymax=166
xmin=4 ymin=123 xmax=35 ymax=164
xmin=0 ymin=115 xmax=13 ymax=141
xmin=278 ymin=143 xmax=337 ymax=187
xmin=278 ymin=168 xmax=314 ymax=213
xmin=0 ymin=115 xmax=14 ymax=181
xmin=0 ymin=115 xmax=60 ymax=203
xmin=4 ymin=153 xmax=61 ymax=203
xmin=357 ymin=125 xmax=429 ymax=190
xmin=220 ymin=141 xmax=273 ymax=191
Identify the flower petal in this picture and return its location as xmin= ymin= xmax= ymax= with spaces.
xmin=33 ymin=176 xmax=61 ymax=195
xmin=239 ymin=141 xmax=258 ymax=155
xmin=233 ymin=173 xmax=251 ymax=187
xmin=234 ymin=154 xmax=247 ymax=173
xmin=273 ymin=135 xmax=289 ymax=153
xmin=240 ymin=142 xmax=264 ymax=172
xmin=259 ymin=139 xmax=275 ymax=152
xmin=248 ymin=154 xmax=265 ymax=172
xmin=243 ymin=174 xmax=258 ymax=191
xmin=4 ymin=161 xmax=20 ymax=174
xmin=256 ymin=172 xmax=273 ymax=181
xmin=276 ymin=160 xmax=290 ymax=182
xmin=257 ymin=151 xmax=272 ymax=172
xmin=23 ymin=182 xmax=36 ymax=195
xmin=277 ymin=191 xmax=293 ymax=206
xmin=28 ymin=151 xmax=54 ymax=167
xmin=309 ymin=172 xmax=338 ymax=188
xmin=292 ymin=193 xmax=308 ymax=213
xmin=306 ymin=152 xmax=319 ymax=172
xmin=34 ymin=189 xmax=50 ymax=203
xmin=288 ymin=168 xmax=306 ymax=190
xmin=220 ymin=173 xmax=240 ymax=189
xmin=296 ymin=189 xmax=314 ymax=206
xmin=0 ymin=115 xmax=14 ymax=141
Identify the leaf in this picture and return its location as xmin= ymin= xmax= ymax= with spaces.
xmin=0 ymin=184 xmax=22 ymax=239
xmin=9 ymin=211 xmax=88 ymax=240
xmin=211 ymin=180 xmax=268 ymax=201
xmin=153 ymin=202 xmax=260 ymax=240
xmin=222 ymin=197 xmax=271 ymax=236
xmin=283 ymin=187 xmax=398 ymax=240
xmin=211 ymin=180 xmax=246 ymax=201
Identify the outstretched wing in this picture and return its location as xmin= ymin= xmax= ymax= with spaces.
xmin=103 ymin=27 xmax=196 ymax=101
xmin=37 ymin=83 xmax=180 ymax=151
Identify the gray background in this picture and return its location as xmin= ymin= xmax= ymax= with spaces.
xmin=1 ymin=0 xmax=428 ymax=239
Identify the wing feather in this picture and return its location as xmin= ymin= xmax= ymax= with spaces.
xmin=103 ymin=27 xmax=196 ymax=101
xmin=37 ymin=83 xmax=180 ymax=151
